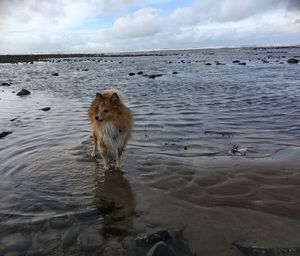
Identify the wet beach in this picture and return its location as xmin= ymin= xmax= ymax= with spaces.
xmin=1 ymin=47 xmax=300 ymax=255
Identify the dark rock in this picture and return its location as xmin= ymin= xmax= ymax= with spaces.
xmin=205 ymin=63 xmax=212 ymax=65
xmin=146 ymin=241 xmax=177 ymax=256
xmin=172 ymin=71 xmax=178 ymax=74
xmin=287 ymin=58 xmax=299 ymax=64
xmin=129 ymin=72 xmax=136 ymax=76
xmin=238 ymin=62 xmax=246 ymax=65
xmin=52 ymin=72 xmax=59 ymax=76
xmin=16 ymin=89 xmax=31 ymax=96
xmin=1 ymin=233 xmax=31 ymax=253
xmin=216 ymin=62 xmax=225 ymax=65
xmin=0 ymin=131 xmax=13 ymax=139
xmin=10 ymin=118 xmax=18 ymax=122
xmin=137 ymin=71 xmax=144 ymax=75
xmin=262 ymin=60 xmax=269 ymax=63
xmin=62 ymin=225 xmax=80 ymax=250
xmin=145 ymin=74 xmax=163 ymax=79
xmin=233 ymin=243 xmax=300 ymax=256
xmin=136 ymin=230 xmax=173 ymax=246
xmin=79 ymin=232 xmax=103 ymax=251
xmin=279 ymin=62 xmax=284 ymax=64
xmin=1 ymin=82 xmax=11 ymax=87
xmin=40 ymin=107 xmax=51 ymax=111
xmin=205 ymin=130 xmax=233 ymax=136
xmin=232 ymin=60 xmax=240 ymax=63
xmin=49 ymin=215 xmax=73 ymax=229
xmin=184 ymin=146 xmax=187 ymax=150
xmin=82 ymin=69 xmax=89 ymax=71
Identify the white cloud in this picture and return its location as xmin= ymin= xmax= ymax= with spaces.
xmin=0 ymin=0 xmax=299 ymax=53
xmin=111 ymin=8 xmax=161 ymax=39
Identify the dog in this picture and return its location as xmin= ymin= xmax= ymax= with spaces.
xmin=88 ymin=89 xmax=133 ymax=169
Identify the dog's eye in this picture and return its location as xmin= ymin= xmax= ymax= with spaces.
xmin=104 ymin=109 xmax=109 ymax=113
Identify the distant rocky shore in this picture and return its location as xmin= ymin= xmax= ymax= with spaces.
xmin=1 ymin=46 xmax=299 ymax=64
xmin=0 ymin=53 xmax=166 ymax=63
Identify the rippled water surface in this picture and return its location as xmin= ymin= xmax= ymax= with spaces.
xmin=1 ymin=48 xmax=300 ymax=255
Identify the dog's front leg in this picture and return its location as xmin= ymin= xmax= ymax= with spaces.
xmin=98 ymin=138 xmax=109 ymax=170
xmin=91 ymin=132 xmax=97 ymax=157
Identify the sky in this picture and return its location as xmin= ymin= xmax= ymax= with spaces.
xmin=0 ymin=0 xmax=300 ymax=54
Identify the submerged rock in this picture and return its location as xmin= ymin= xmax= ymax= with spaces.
xmin=146 ymin=241 xmax=177 ymax=256
xmin=1 ymin=82 xmax=11 ymax=87
xmin=287 ymin=58 xmax=299 ymax=64
xmin=16 ymin=89 xmax=31 ymax=96
xmin=238 ymin=62 xmax=246 ymax=65
xmin=137 ymin=71 xmax=144 ymax=75
xmin=233 ymin=243 xmax=300 ymax=256
xmin=51 ymin=72 xmax=59 ymax=76
xmin=143 ymin=74 xmax=163 ymax=79
xmin=136 ymin=230 xmax=173 ymax=246
xmin=129 ymin=72 xmax=136 ymax=76
xmin=232 ymin=60 xmax=240 ymax=63
xmin=0 ymin=131 xmax=13 ymax=139
xmin=40 ymin=107 xmax=51 ymax=111
xmin=205 ymin=63 xmax=212 ymax=66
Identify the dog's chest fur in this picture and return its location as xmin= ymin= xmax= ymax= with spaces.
xmin=100 ymin=122 xmax=126 ymax=158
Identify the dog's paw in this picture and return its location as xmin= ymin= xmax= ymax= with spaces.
xmin=91 ymin=152 xmax=96 ymax=158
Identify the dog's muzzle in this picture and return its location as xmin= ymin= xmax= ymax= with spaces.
xmin=95 ymin=115 xmax=105 ymax=121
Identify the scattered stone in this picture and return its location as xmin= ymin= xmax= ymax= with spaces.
xmin=51 ymin=72 xmax=59 ymax=76
xmin=0 ymin=131 xmax=13 ymax=139
xmin=1 ymin=233 xmax=31 ymax=253
xmin=262 ymin=60 xmax=269 ymax=63
xmin=232 ymin=60 xmax=240 ymax=63
xmin=146 ymin=241 xmax=177 ymax=256
xmin=16 ymin=89 xmax=31 ymax=96
xmin=1 ymin=82 xmax=11 ymax=87
xmin=230 ymin=145 xmax=247 ymax=156
xmin=233 ymin=243 xmax=300 ymax=256
xmin=136 ymin=230 xmax=173 ymax=246
xmin=79 ymin=232 xmax=103 ymax=252
xmin=10 ymin=118 xmax=18 ymax=122
xmin=205 ymin=63 xmax=212 ymax=65
xmin=49 ymin=215 xmax=73 ymax=229
xmin=40 ymin=107 xmax=51 ymax=111
xmin=279 ymin=62 xmax=284 ymax=64
xmin=287 ymin=58 xmax=299 ymax=64
xmin=172 ymin=71 xmax=178 ymax=74
xmin=62 ymin=225 xmax=80 ymax=250
xmin=129 ymin=72 xmax=136 ymax=76
xmin=184 ymin=146 xmax=187 ymax=150
xmin=216 ymin=62 xmax=225 ymax=65
xmin=82 ymin=69 xmax=89 ymax=71
xmin=238 ymin=62 xmax=246 ymax=65
xmin=137 ymin=71 xmax=144 ymax=75
xmin=144 ymin=74 xmax=163 ymax=79
xmin=204 ymin=130 xmax=233 ymax=136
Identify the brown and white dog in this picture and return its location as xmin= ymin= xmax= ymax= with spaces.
xmin=88 ymin=89 xmax=133 ymax=169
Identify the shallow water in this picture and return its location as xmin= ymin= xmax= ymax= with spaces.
xmin=0 ymin=48 xmax=300 ymax=255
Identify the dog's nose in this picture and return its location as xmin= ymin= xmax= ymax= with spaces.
xmin=95 ymin=115 xmax=104 ymax=121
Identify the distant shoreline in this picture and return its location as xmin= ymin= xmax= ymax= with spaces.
xmin=0 ymin=45 xmax=299 ymax=63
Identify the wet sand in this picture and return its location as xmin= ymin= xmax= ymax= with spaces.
xmin=1 ymin=47 xmax=300 ymax=255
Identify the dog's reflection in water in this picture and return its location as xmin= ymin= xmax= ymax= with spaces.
xmin=94 ymin=166 xmax=136 ymax=236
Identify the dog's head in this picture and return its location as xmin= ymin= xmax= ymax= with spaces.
xmin=93 ymin=92 xmax=121 ymax=122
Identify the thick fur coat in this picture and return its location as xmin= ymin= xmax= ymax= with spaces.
xmin=88 ymin=90 xmax=133 ymax=169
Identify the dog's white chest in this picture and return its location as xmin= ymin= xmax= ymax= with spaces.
xmin=100 ymin=122 xmax=126 ymax=158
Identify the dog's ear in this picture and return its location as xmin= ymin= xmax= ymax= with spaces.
xmin=96 ymin=93 xmax=104 ymax=100
xmin=110 ymin=93 xmax=120 ymax=104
